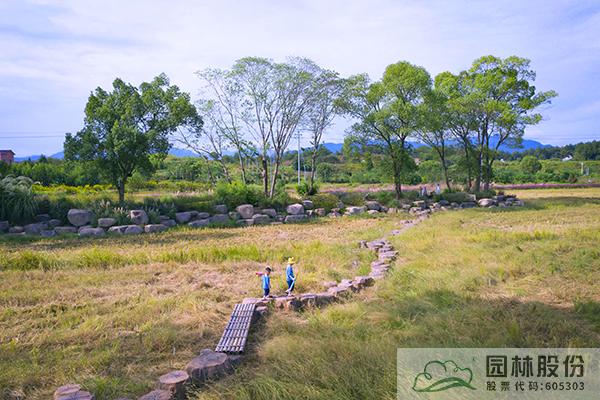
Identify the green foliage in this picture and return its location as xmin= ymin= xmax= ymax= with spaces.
xmin=308 ymin=193 xmax=340 ymax=211
xmin=520 ymin=156 xmax=542 ymax=175
xmin=0 ymin=175 xmax=38 ymax=224
xmin=296 ymin=181 xmax=319 ymax=196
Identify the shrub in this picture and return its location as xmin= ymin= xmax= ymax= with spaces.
xmin=338 ymin=191 xmax=366 ymax=206
xmin=296 ymin=181 xmax=319 ymax=196
xmin=214 ymin=182 xmax=265 ymax=209
xmin=0 ymin=175 xmax=39 ymax=224
xmin=308 ymin=193 xmax=340 ymax=212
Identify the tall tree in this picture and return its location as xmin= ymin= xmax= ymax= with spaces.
xmin=337 ymin=61 xmax=431 ymax=199
xmin=64 ymin=74 xmax=199 ymax=202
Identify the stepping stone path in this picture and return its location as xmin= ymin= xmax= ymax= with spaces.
xmin=57 ymin=214 xmax=429 ymax=399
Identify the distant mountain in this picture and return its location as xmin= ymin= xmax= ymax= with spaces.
xmin=12 ymin=138 xmax=550 ymax=162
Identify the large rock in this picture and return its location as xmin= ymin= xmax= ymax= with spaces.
xmin=175 ymin=212 xmax=192 ymax=224
xmin=412 ymin=200 xmax=427 ymax=210
xmin=365 ymin=200 xmax=382 ymax=211
xmin=213 ymin=204 xmax=228 ymax=214
xmin=67 ymin=209 xmax=93 ymax=227
xmin=24 ymin=223 xmax=46 ymax=235
xmin=8 ymin=226 xmax=24 ymax=234
xmin=284 ymin=214 xmax=308 ymax=223
xmin=97 ymin=218 xmax=117 ymax=228
xmin=144 ymin=224 xmax=168 ymax=234
xmin=314 ymin=208 xmax=326 ymax=217
xmin=286 ymin=203 xmax=304 ymax=215
xmin=209 ymin=214 xmax=230 ymax=225
xmin=301 ymin=200 xmax=314 ymax=210
xmin=228 ymin=211 xmax=241 ymax=220
xmin=189 ymin=219 xmax=210 ymax=228
xmin=236 ymin=204 xmax=254 ymax=219
xmin=252 ymin=214 xmax=270 ymax=225
xmin=48 ymin=219 xmax=62 ymax=228
xmin=79 ymin=227 xmax=105 ymax=237
xmin=53 ymin=384 xmax=94 ymax=400
xmin=186 ymin=349 xmax=232 ymax=384
xmin=124 ymin=225 xmax=143 ymax=235
xmin=344 ymin=206 xmax=365 ymax=215
xmin=194 ymin=212 xmax=210 ymax=220
xmin=108 ymin=225 xmax=128 ymax=234
xmin=55 ymin=226 xmax=78 ymax=235
xmin=40 ymin=229 xmax=56 ymax=237
xmin=478 ymin=198 xmax=495 ymax=207
xmin=0 ymin=221 xmax=9 ymax=233
xmin=236 ymin=218 xmax=254 ymax=226
xmin=160 ymin=219 xmax=177 ymax=227
xmin=129 ymin=210 xmax=149 ymax=225
xmin=260 ymin=208 xmax=277 ymax=218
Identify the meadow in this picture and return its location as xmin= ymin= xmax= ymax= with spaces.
xmin=1 ymin=188 xmax=599 ymax=399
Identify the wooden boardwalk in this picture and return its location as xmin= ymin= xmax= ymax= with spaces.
xmin=215 ymin=303 xmax=256 ymax=354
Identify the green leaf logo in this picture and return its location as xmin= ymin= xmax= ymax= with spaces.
xmin=412 ymin=360 xmax=476 ymax=392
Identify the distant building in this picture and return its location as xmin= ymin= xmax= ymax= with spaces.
xmin=0 ymin=150 xmax=15 ymax=165
xmin=562 ymin=155 xmax=573 ymax=162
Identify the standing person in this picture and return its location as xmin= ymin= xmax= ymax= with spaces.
xmin=285 ymin=257 xmax=296 ymax=294
xmin=435 ymin=183 xmax=441 ymax=195
xmin=256 ymin=267 xmax=272 ymax=298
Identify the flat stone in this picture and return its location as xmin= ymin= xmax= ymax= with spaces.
xmin=79 ymin=227 xmax=105 ymax=237
xmin=175 ymin=212 xmax=192 ymax=224
xmin=24 ymin=223 xmax=46 ymax=235
xmin=124 ymin=225 xmax=143 ymax=235
xmin=327 ymin=211 xmax=341 ymax=218
xmin=186 ymin=349 xmax=232 ymax=384
xmin=213 ymin=204 xmax=228 ymax=214
xmin=286 ymin=203 xmax=305 ymax=215
xmin=478 ymin=198 xmax=495 ymax=207
xmin=299 ymin=293 xmax=317 ymax=308
xmin=209 ymin=214 xmax=230 ymax=225
xmin=53 ymin=384 xmax=94 ymax=400
xmin=97 ymin=218 xmax=117 ymax=228
xmin=144 ymin=224 xmax=168 ymax=233
xmin=284 ymin=214 xmax=307 ymax=223
xmin=129 ymin=210 xmax=149 ymax=225
xmin=157 ymin=370 xmax=189 ymax=398
xmin=108 ymin=225 xmax=128 ymax=234
xmin=344 ymin=206 xmax=364 ymax=215
xmin=55 ymin=226 xmax=77 ymax=235
xmin=327 ymin=286 xmax=350 ymax=298
xmin=194 ymin=212 xmax=210 ymax=220
xmin=236 ymin=204 xmax=255 ymax=219
xmin=8 ymin=226 xmax=24 ymax=234
xmin=301 ymin=200 xmax=314 ymax=210
xmin=161 ymin=219 xmax=177 ymax=227
xmin=260 ymin=208 xmax=277 ymax=218
xmin=365 ymin=200 xmax=382 ymax=211
xmin=48 ymin=219 xmax=62 ymax=228
xmin=367 ymin=210 xmax=379 ymax=215
xmin=314 ymin=292 xmax=335 ymax=306
xmin=252 ymin=214 xmax=270 ymax=225
xmin=188 ymin=219 xmax=210 ymax=228
xmin=138 ymin=390 xmax=171 ymax=400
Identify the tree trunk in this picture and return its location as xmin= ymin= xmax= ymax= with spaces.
xmin=261 ymin=153 xmax=269 ymax=196
xmin=309 ymin=148 xmax=318 ymax=193
xmin=117 ymin=178 xmax=126 ymax=204
xmin=237 ymin=152 xmax=247 ymax=184
xmin=219 ymin=158 xmax=232 ymax=183
xmin=391 ymin=154 xmax=402 ymax=200
xmin=269 ymin=155 xmax=281 ymax=198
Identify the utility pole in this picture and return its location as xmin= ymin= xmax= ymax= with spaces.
xmin=296 ymin=132 xmax=302 ymax=186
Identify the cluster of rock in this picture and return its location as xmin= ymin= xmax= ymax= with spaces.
xmin=54 ymin=216 xmax=422 ymax=400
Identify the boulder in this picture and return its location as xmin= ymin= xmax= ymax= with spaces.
xmin=252 ymin=214 xmax=270 ymax=225
xmin=161 ymin=219 xmax=177 ymax=227
xmin=157 ymin=370 xmax=189 ymax=399
xmin=138 ymin=390 xmax=171 ymax=400
xmin=478 ymin=198 xmax=495 ymax=207
xmin=40 ymin=229 xmax=56 ymax=237
xmin=274 ymin=296 xmax=302 ymax=311
xmin=367 ymin=210 xmax=379 ymax=215
xmin=67 ymin=209 xmax=93 ymax=227
xmin=228 ymin=211 xmax=241 ymax=220
xmin=79 ymin=227 xmax=105 ymax=237
xmin=53 ymin=384 xmax=94 ymax=400
xmin=327 ymin=211 xmax=341 ymax=218
xmin=108 ymin=225 xmax=128 ymax=234
xmin=365 ymin=200 xmax=382 ymax=211
xmin=0 ymin=220 xmax=9 ymax=233
xmin=97 ymin=218 xmax=117 ymax=228
xmin=175 ymin=212 xmax=193 ymax=224
xmin=299 ymin=293 xmax=317 ymax=308
xmin=261 ymin=208 xmax=278 ymax=218
xmin=144 ymin=224 xmax=168 ymax=234
xmin=129 ymin=210 xmax=149 ymax=225
xmin=186 ymin=349 xmax=232 ymax=384
xmin=209 ymin=214 xmax=230 ymax=225
xmin=412 ymin=200 xmax=427 ymax=210
xmin=236 ymin=204 xmax=255 ymax=219
xmin=78 ymin=225 xmax=92 ymax=233
xmin=327 ymin=286 xmax=350 ymax=298
xmin=124 ymin=225 xmax=143 ymax=235
xmin=493 ymin=195 xmax=506 ymax=202
xmin=194 ymin=212 xmax=210 ymax=220
xmin=8 ymin=226 xmax=24 ymax=234
xmin=461 ymin=201 xmax=477 ymax=208
xmin=513 ymin=200 xmax=525 ymax=207
xmin=439 ymin=199 xmax=450 ymax=206
xmin=188 ymin=219 xmax=210 ymax=228
xmin=284 ymin=214 xmax=308 ymax=223
xmin=314 ymin=208 xmax=326 ymax=217
xmin=213 ymin=204 xmax=228 ymax=214
xmin=344 ymin=206 xmax=364 ymax=215
xmin=286 ymin=203 xmax=304 ymax=215
xmin=55 ymin=226 xmax=77 ymax=235
xmin=301 ymin=199 xmax=314 ymax=210
xmin=48 ymin=219 xmax=62 ymax=228
xmin=236 ymin=219 xmax=254 ymax=226
xmin=24 ymin=223 xmax=46 ymax=235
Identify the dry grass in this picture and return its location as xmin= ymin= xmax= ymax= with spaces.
xmin=0 ymin=216 xmax=402 ymax=399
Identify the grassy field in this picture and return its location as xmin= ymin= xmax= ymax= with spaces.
xmin=0 ymin=215 xmax=401 ymax=399
xmin=2 ymin=188 xmax=599 ymax=399
xmin=188 ymin=188 xmax=600 ymax=400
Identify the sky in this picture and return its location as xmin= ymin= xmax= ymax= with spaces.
xmin=0 ymin=0 xmax=599 ymax=157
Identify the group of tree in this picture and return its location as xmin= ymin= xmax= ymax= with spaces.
xmin=62 ymin=55 xmax=558 ymax=202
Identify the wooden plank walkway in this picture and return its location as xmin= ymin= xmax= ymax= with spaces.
xmin=215 ymin=303 xmax=256 ymax=354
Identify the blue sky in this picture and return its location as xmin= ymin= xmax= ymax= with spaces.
xmin=0 ymin=0 xmax=599 ymax=157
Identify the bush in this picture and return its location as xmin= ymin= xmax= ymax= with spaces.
xmin=0 ymin=175 xmax=39 ymax=224
xmin=296 ymin=181 xmax=319 ymax=196
xmin=308 ymin=193 xmax=340 ymax=211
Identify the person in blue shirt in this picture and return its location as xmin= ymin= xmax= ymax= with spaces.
xmin=285 ymin=257 xmax=296 ymax=294
xmin=261 ymin=267 xmax=272 ymax=298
